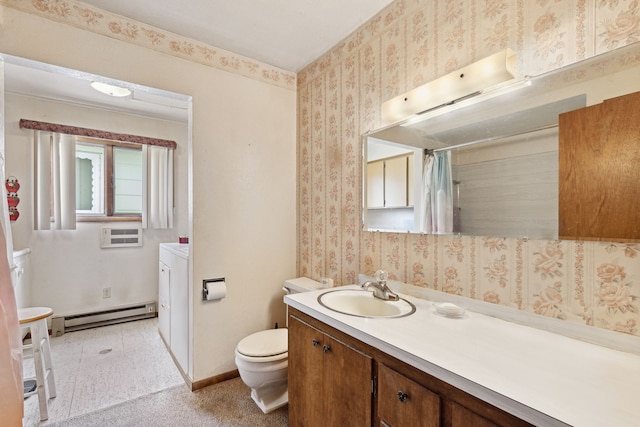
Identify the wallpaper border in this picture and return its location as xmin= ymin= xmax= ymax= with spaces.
xmin=0 ymin=0 xmax=297 ymax=90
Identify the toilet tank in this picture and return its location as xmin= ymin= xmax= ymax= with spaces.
xmin=282 ymin=277 xmax=323 ymax=294
xmin=282 ymin=278 xmax=323 ymax=327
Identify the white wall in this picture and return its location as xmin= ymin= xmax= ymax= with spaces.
xmin=0 ymin=6 xmax=297 ymax=382
xmin=5 ymin=93 xmax=188 ymax=315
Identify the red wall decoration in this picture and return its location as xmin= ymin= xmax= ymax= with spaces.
xmin=6 ymin=177 xmax=20 ymax=221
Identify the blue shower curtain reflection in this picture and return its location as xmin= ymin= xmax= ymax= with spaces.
xmin=420 ymin=151 xmax=453 ymax=234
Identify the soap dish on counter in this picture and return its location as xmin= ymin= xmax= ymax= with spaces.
xmin=433 ymin=302 xmax=466 ymax=318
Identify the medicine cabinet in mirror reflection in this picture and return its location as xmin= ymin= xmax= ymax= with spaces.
xmin=362 ymin=44 xmax=640 ymax=239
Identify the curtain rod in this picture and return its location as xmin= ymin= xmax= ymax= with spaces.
xmin=19 ymin=119 xmax=177 ymax=150
xmin=430 ymin=123 xmax=558 ymax=153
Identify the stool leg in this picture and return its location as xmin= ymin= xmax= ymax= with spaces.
xmin=32 ymin=319 xmax=49 ymax=421
xmin=41 ymin=322 xmax=56 ymax=398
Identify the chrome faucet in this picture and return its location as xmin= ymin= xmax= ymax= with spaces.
xmin=361 ymin=270 xmax=399 ymax=301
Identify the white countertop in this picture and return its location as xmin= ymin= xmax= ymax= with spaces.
xmin=159 ymin=242 xmax=189 ymax=259
xmin=285 ymin=285 xmax=640 ymax=427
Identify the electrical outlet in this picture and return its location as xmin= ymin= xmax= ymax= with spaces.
xmin=102 ymin=287 xmax=111 ymax=298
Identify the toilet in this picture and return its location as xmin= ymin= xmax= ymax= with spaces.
xmin=235 ymin=277 xmax=323 ymax=414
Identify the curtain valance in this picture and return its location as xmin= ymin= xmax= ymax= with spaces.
xmin=19 ymin=119 xmax=177 ymax=150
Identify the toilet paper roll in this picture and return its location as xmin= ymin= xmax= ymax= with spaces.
xmin=205 ymin=280 xmax=226 ymax=300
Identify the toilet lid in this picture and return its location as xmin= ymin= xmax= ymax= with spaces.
xmin=237 ymin=328 xmax=288 ymax=357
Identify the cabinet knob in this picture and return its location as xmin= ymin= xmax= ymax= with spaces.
xmin=322 ymin=345 xmax=331 ymax=353
xmin=397 ymin=391 xmax=409 ymax=402
xmin=312 ymin=339 xmax=320 ymax=347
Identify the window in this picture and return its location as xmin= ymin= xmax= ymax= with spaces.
xmin=76 ymin=144 xmax=104 ymax=214
xmin=76 ymin=137 xmax=143 ymax=221
xmin=25 ymin=119 xmax=175 ymax=230
xmin=113 ymin=146 xmax=143 ymax=215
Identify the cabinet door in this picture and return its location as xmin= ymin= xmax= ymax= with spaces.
xmin=559 ymin=91 xmax=640 ymax=241
xmin=289 ymin=316 xmax=373 ymax=427
xmin=407 ymin=154 xmax=414 ymax=207
xmin=385 ymin=156 xmax=408 ymax=208
xmin=170 ymin=254 xmax=189 ymax=373
xmin=323 ymin=335 xmax=372 ymax=426
xmin=378 ymin=363 xmax=440 ymax=427
xmin=367 ymin=161 xmax=385 ymax=208
xmin=158 ymin=262 xmax=171 ymax=344
xmin=288 ymin=317 xmax=325 ymax=426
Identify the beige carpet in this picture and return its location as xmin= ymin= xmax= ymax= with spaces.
xmin=49 ymin=378 xmax=288 ymax=426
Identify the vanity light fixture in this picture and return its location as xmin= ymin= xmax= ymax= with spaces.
xmin=399 ymin=76 xmax=532 ymax=128
xmin=381 ymin=49 xmax=517 ymax=124
xmin=90 ymin=81 xmax=132 ymax=97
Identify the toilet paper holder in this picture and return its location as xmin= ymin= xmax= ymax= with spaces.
xmin=203 ymin=277 xmax=226 ymax=301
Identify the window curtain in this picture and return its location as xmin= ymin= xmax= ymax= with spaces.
xmin=420 ymin=151 xmax=453 ymax=234
xmin=34 ymin=131 xmax=76 ymax=230
xmin=142 ymin=145 xmax=173 ymax=229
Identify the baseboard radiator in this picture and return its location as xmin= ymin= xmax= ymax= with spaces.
xmin=51 ymin=301 xmax=156 ymax=337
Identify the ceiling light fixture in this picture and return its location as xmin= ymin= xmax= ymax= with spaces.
xmin=90 ymin=81 xmax=132 ymax=97
xmin=381 ymin=49 xmax=518 ymax=124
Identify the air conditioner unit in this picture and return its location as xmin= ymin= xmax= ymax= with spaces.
xmin=100 ymin=226 xmax=142 ymax=248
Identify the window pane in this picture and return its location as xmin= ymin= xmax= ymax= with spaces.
xmin=76 ymin=144 xmax=104 ymax=214
xmin=114 ymin=147 xmax=143 ymax=214
xmin=76 ymin=158 xmax=93 ymax=210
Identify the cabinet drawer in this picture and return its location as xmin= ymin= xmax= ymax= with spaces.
xmin=450 ymin=401 xmax=499 ymax=427
xmin=378 ymin=363 xmax=440 ymax=427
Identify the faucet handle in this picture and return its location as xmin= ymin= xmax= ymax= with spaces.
xmin=374 ymin=269 xmax=388 ymax=283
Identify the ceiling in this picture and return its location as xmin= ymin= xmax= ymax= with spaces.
xmin=3 ymin=0 xmax=394 ymax=122
xmin=4 ymin=56 xmax=193 ymax=122
xmin=79 ymin=0 xmax=395 ymax=72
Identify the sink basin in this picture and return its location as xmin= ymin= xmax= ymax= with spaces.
xmin=317 ymin=289 xmax=416 ymax=318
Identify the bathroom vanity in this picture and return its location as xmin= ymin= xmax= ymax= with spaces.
xmin=285 ymin=286 xmax=640 ymax=426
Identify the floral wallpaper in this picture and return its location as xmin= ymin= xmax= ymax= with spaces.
xmin=297 ymin=0 xmax=640 ymax=337
xmin=0 ymin=0 xmax=296 ymax=90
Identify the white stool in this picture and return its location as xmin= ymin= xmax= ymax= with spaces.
xmin=19 ymin=307 xmax=56 ymax=421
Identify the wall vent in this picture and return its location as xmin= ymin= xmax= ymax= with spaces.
xmin=100 ymin=226 xmax=142 ymax=248
xmin=51 ymin=301 xmax=156 ymax=336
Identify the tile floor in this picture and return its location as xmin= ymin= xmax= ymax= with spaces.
xmin=22 ymin=318 xmax=184 ymax=426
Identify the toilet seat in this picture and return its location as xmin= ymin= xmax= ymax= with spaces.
xmin=236 ymin=328 xmax=288 ymax=363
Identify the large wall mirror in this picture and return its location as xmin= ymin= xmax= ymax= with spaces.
xmin=362 ymin=43 xmax=640 ymax=239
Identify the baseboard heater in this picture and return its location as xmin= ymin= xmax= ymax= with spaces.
xmin=51 ymin=301 xmax=156 ymax=337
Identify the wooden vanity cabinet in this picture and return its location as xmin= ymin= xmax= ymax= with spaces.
xmin=559 ymin=90 xmax=640 ymax=241
xmin=288 ymin=315 xmax=373 ymax=427
xmin=288 ymin=308 xmax=532 ymax=427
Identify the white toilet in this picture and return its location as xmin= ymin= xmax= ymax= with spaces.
xmin=235 ymin=277 xmax=323 ymax=414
